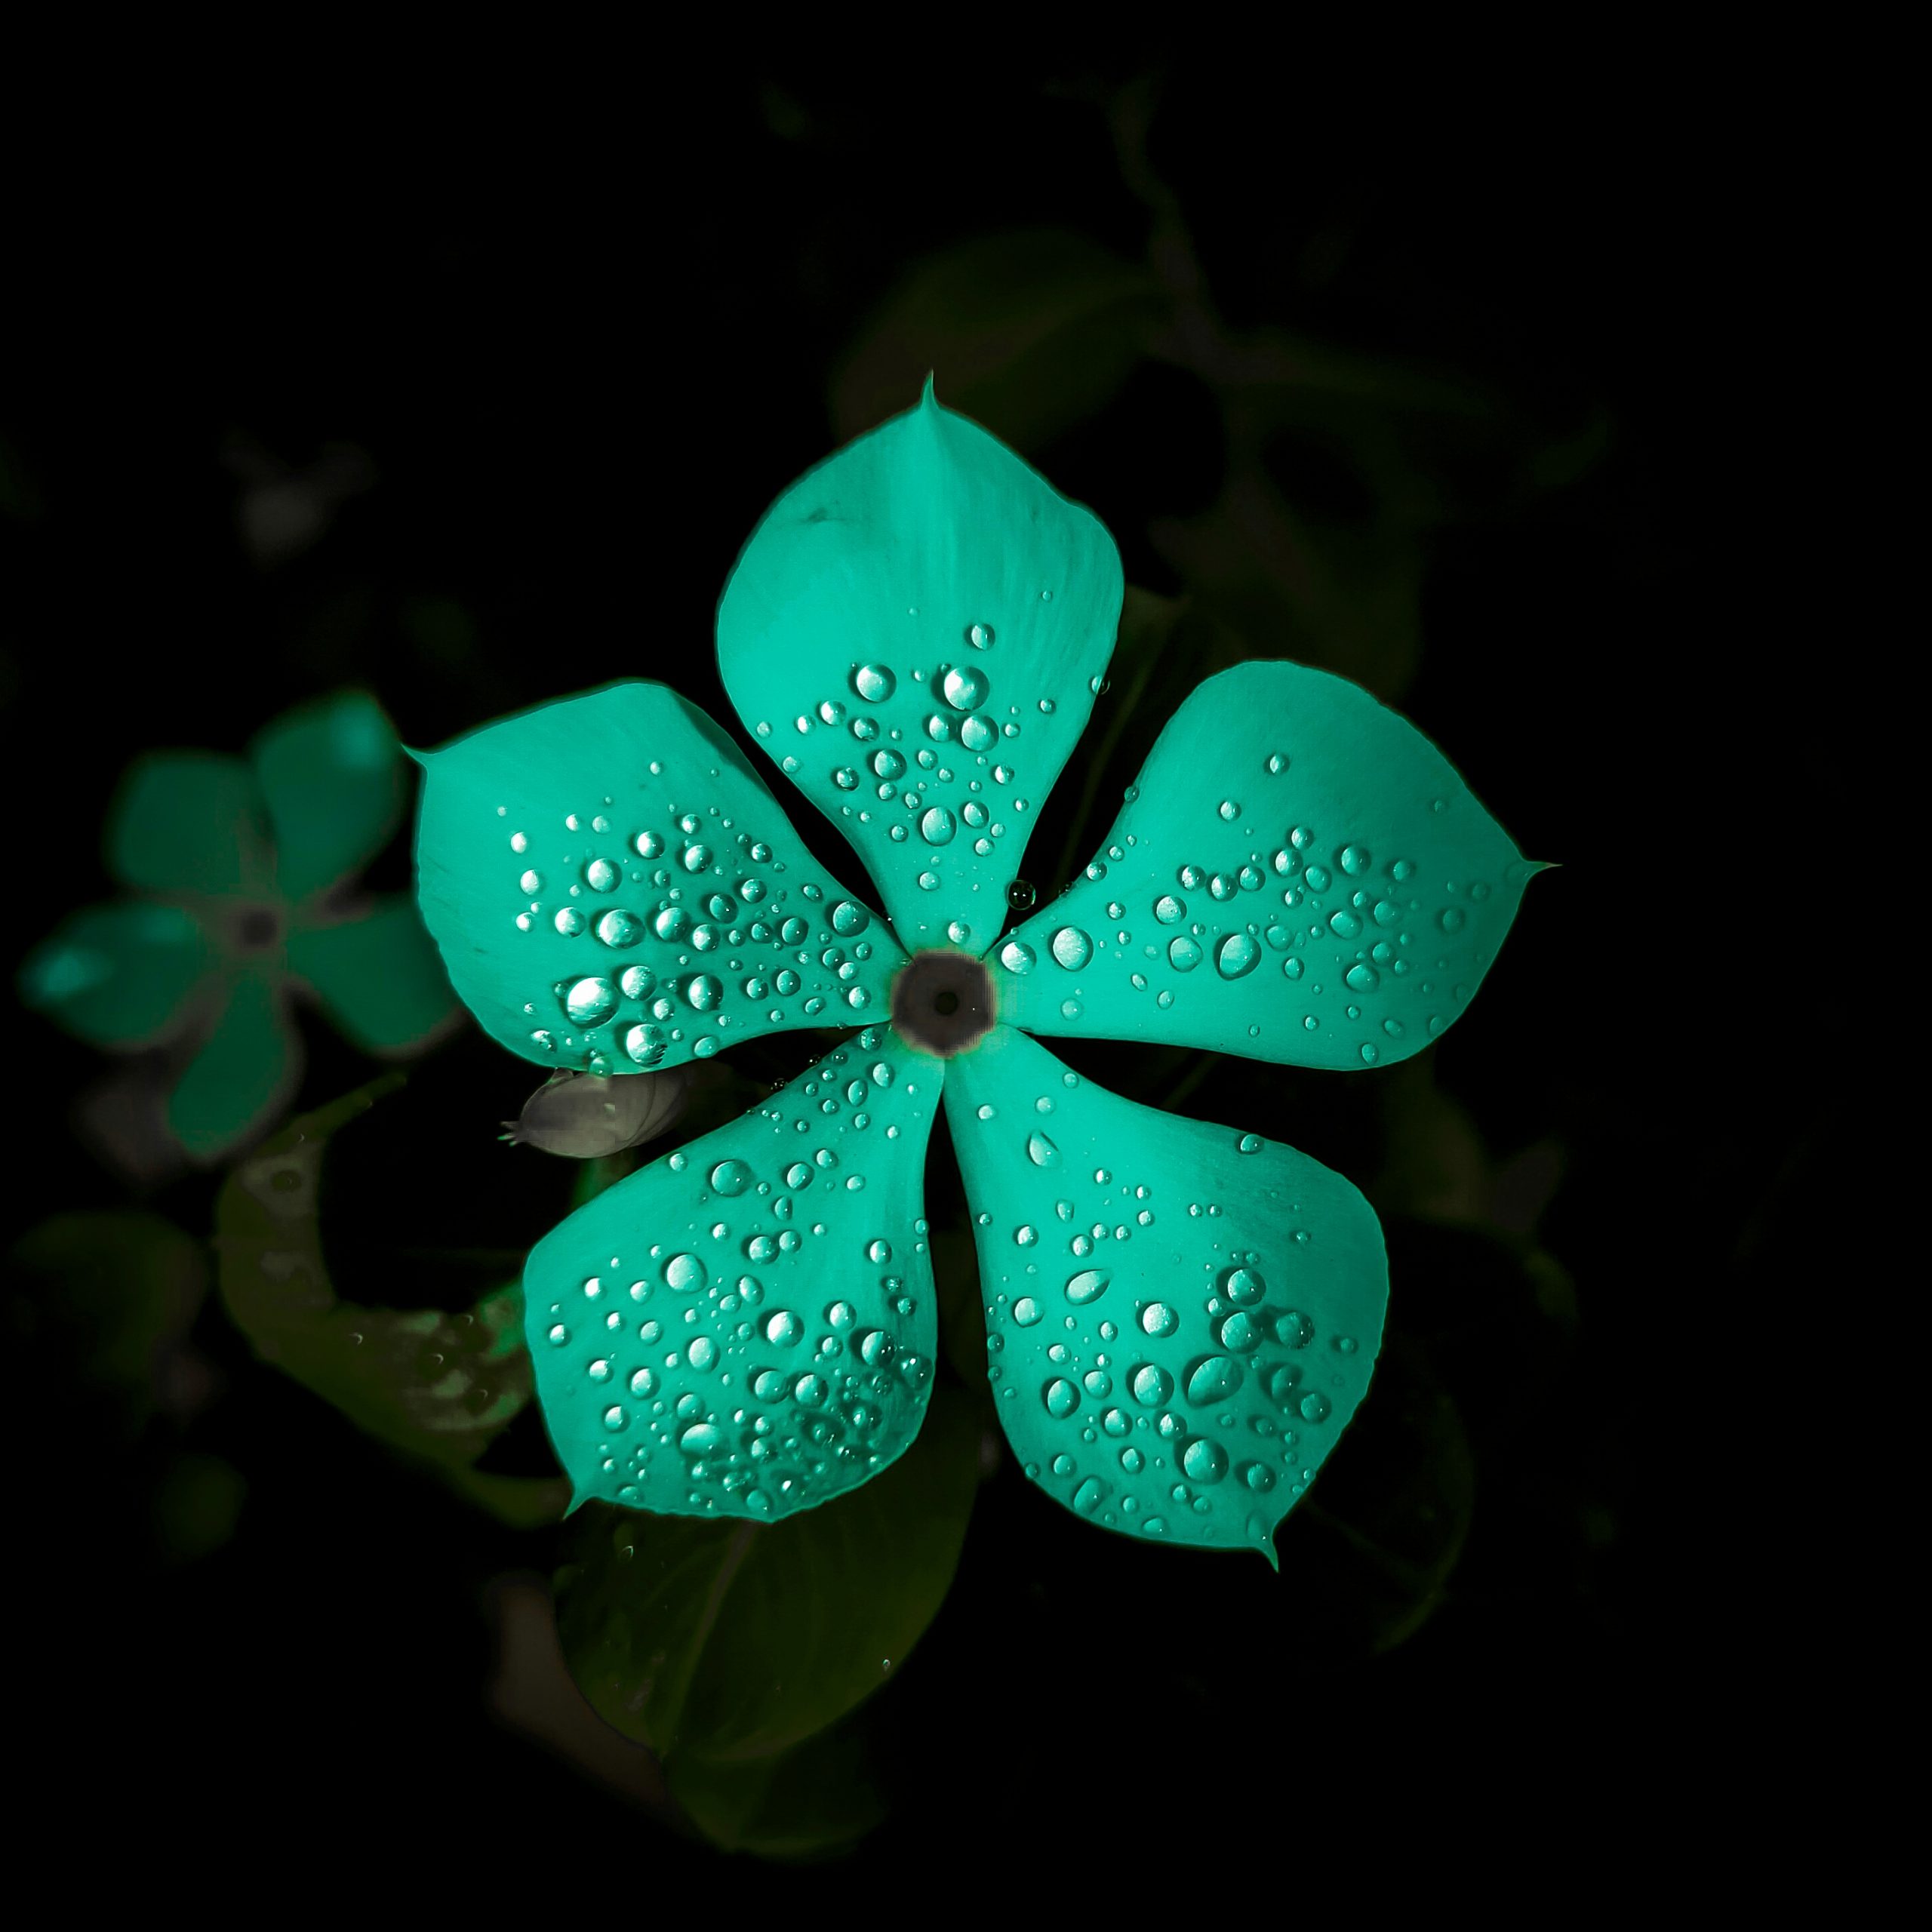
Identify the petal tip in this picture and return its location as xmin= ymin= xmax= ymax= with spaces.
xmin=920 ymin=369 xmax=938 ymax=409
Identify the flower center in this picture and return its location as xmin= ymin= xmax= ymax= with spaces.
xmin=889 ymin=949 xmax=995 ymax=1057
xmin=230 ymin=903 xmax=285 ymax=954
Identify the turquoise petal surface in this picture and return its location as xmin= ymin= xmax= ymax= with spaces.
xmin=166 ymin=970 xmax=302 ymax=1159
xmin=992 ymin=661 xmax=1539 ymax=1069
xmin=523 ymin=1027 xmax=946 ymax=1521
xmin=17 ymin=900 xmax=216 ymax=1047
xmin=286 ymin=895 xmax=459 ymax=1052
xmin=252 ymin=690 xmax=406 ymax=902
xmin=945 ymin=1026 xmax=1387 ymax=1562
xmin=413 ymin=682 xmax=903 ymax=1076
xmin=106 ymin=752 xmax=275 ymax=900
xmin=716 ymin=380 xmax=1124 ymax=953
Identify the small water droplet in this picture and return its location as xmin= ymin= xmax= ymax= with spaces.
xmin=1215 ymin=932 xmax=1260 ymax=980
xmin=1066 ymin=1267 xmax=1112 ymax=1305
xmin=941 ymin=665 xmax=989 ymax=712
xmin=965 ymin=621 xmax=995 ymax=649
xmin=1168 ymin=935 xmax=1202 ymax=974
xmin=1000 ymin=940 xmax=1036 ymax=974
xmin=1006 ymin=880 xmax=1037 ymax=912
xmin=1050 ymin=926 xmax=1093 ymax=971
xmin=710 ymin=1158 xmax=752 ymax=1196
xmin=1218 ymin=800 xmax=1240 ymax=822
xmin=1026 ymin=1131 xmax=1062 ymax=1169
xmin=853 ymin=664 xmax=896 ymax=703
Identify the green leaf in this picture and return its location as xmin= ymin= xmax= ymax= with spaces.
xmin=557 ymin=1381 xmax=979 ymax=1763
xmin=9 ymin=1209 xmax=208 ymax=1438
xmin=214 ymin=1077 xmax=569 ymax=1525
xmin=831 ymin=228 xmax=1164 ymax=457
xmin=666 ymin=1714 xmax=886 ymax=1859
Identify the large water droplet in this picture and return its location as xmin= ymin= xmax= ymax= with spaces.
xmin=710 ymin=1158 xmax=752 ymax=1196
xmin=1066 ymin=1267 xmax=1112 ymax=1305
xmin=832 ymin=900 xmax=869 ymax=936
xmin=942 ymin=665 xmax=989 ymax=711
xmin=679 ymin=1421 xmax=724 ymax=1457
xmin=595 ymin=908 xmax=644 ymax=949
xmin=853 ymin=664 xmax=896 ymax=703
xmin=1182 ymin=1437 xmax=1229 ymax=1484
xmin=1215 ymin=932 xmax=1260 ymax=980
xmin=1140 ymin=1302 xmax=1179 ymax=1338
xmin=685 ymin=973 xmax=723 ymax=1011
xmin=1168 ymin=935 xmax=1202 ymax=974
xmin=1051 ymin=926 xmax=1093 ymax=971
xmin=1132 ymin=1364 xmax=1173 ymax=1406
xmin=1026 ymin=1131 xmax=1062 ymax=1169
xmin=1154 ymin=894 xmax=1185 ymax=924
xmin=623 ymin=1022 xmax=666 ymax=1065
xmin=1439 ymin=906 xmax=1467 ymax=934
xmin=585 ymin=857 xmax=620 ymax=892
xmin=1013 ymin=1296 xmax=1044 ymax=1327
xmin=565 ymin=977 xmax=619 ymax=1026
xmin=1000 ymin=940 xmax=1036 ymax=974
xmin=1044 ymin=1377 xmax=1080 ymax=1419
xmin=1186 ymin=1355 xmax=1245 ymax=1404
xmin=920 ymin=806 xmax=957 ymax=846
xmin=663 ymin=1253 xmax=707 ymax=1293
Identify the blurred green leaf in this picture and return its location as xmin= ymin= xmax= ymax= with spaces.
xmin=152 ymin=1451 xmax=248 ymax=1564
xmin=214 ymin=1075 xmax=569 ymax=1526
xmin=557 ymin=1382 xmax=979 ymax=1765
xmin=1285 ymin=1332 xmax=1476 ymax=1654
xmin=9 ymin=1209 xmax=208 ymax=1438
xmin=832 ymin=228 xmax=1164 ymax=453
xmin=666 ymin=1715 xmax=885 ymax=1860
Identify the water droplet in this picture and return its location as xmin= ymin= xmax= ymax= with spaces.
xmin=1346 ymin=961 xmax=1380 ymax=993
xmin=591 ymin=908 xmax=641 ymax=949
xmin=1026 ymin=1131 xmax=1062 ymax=1169
xmin=679 ymin=1421 xmax=723 ymax=1457
xmin=710 ymin=1158 xmax=752 ymax=1196
xmin=1237 ymin=1133 xmax=1263 ymax=1154
xmin=1299 ymin=1392 xmax=1333 ymax=1423
xmin=1215 ymin=932 xmax=1260 ymax=980
xmin=565 ymin=977 xmax=620 ymax=1026
xmin=1182 ymin=1437 xmax=1229 ymax=1484
xmin=1275 ymin=1309 xmax=1314 ymax=1348
xmin=1154 ymin=894 xmax=1185 ymax=924
xmin=1439 ymin=906 xmax=1467 ymax=934
xmin=1168 ymin=935 xmax=1202 ymax=974
xmin=623 ymin=1022 xmax=666 ymax=1066
xmin=1265 ymin=752 xmax=1288 ymax=774
xmin=1340 ymin=844 xmax=1371 ymax=876
xmin=1140 ymin=1302 xmax=1179 ymax=1338
xmin=764 ymin=1309 xmax=804 ymax=1348
xmin=1000 ymin=940 xmax=1036 ymax=974
xmin=1044 ymin=1377 xmax=1080 ymax=1419
xmin=663 ymin=1253 xmax=707 ymax=1293
xmin=965 ymin=621 xmax=995 ymax=649
xmin=960 ymin=715 xmax=996 ymax=752
xmin=794 ymin=1373 xmax=829 ymax=1407
xmin=831 ymin=900 xmax=869 ymax=937
xmin=681 ymin=843 xmax=714 ymax=874
xmin=584 ymin=857 xmax=620 ymax=893
xmin=1006 ymin=880 xmax=1037 ymax=912
xmin=629 ymin=1367 xmax=657 ymax=1397
xmin=1217 ymin=1310 xmax=1262 ymax=1352
xmin=1013 ymin=1296 xmax=1044 ymax=1327
xmin=853 ymin=664 xmax=896 ymax=703
xmin=1186 ymin=1355 xmax=1244 ymax=1404
xmin=1132 ymin=1364 xmax=1173 ymax=1405
xmin=941 ymin=664 xmax=989 ymax=711
xmin=685 ymin=974 xmax=723 ymax=1011
xmin=1066 ymin=1268 xmax=1112 ymax=1305
xmin=554 ymin=908 xmax=587 ymax=937
xmin=1329 ymin=909 xmax=1363 ymax=939
xmin=1218 ymin=800 xmax=1240 ymax=822
xmin=920 ymin=806 xmax=957 ymax=846
xmin=1050 ymin=926 xmax=1093 ymax=971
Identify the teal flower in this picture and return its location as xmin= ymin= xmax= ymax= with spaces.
xmin=20 ymin=691 xmax=460 ymax=1162
xmin=413 ymin=383 xmax=1539 ymax=1561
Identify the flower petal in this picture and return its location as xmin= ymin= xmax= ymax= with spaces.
xmin=286 ymin=894 xmax=460 ymax=1052
xmin=165 ymin=969 xmax=303 ymax=1161
xmin=992 ymin=660 xmax=1540 ymax=1069
xmin=524 ymin=1025 xmax=946 ymax=1521
xmin=716 ymin=380 xmax=1124 ymax=952
xmin=946 ymin=1026 xmax=1386 ymax=1562
xmin=251 ymin=690 xmax=407 ymax=901
xmin=413 ymin=682 xmax=903 ymax=1077
xmin=18 ymin=900 xmax=217 ymax=1046
xmin=106 ymin=752 xmax=275 ymax=898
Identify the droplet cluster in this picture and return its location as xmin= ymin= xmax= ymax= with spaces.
xmin=969 ymin=1069 xmax=1372 ymax=1553
xmin=499 ymin=793 xmax=884 ymax=1071
xmin=535 ymin=1028 xmax=937 ymax=1519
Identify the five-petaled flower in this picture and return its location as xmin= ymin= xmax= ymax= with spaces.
xmin=412 ymin=383 xmax=1539 ymax=1561
xmin=20 ymin=691 xmax=460 ymax=1161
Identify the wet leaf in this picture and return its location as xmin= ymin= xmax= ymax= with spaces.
xmin=557 ymin=1382 xmax=978 ymax=1763
xmin=666 ymin=1715 xmax=885 ymax=1859
xmin=832 ymin=228 xmax=1164 ymax=454
xmin=214 ymin=1075 xmax=568 ymax=1525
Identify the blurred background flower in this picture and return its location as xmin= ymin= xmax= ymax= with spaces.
xmin=17 ymin=689 xmax=460 ymax=1170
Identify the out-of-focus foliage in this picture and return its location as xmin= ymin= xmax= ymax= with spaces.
xmin=214 ymin=1076 xmax=568 ymax=1527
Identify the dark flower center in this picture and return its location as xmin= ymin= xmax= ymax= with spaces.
xmin=232 ymin=905 xmax=285 ymax=953
xmin=890 ymin=949 xmax=995 ymax=1057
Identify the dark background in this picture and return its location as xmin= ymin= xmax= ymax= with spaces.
xmin=2 ymin=54 xmax=1831 ymax=1883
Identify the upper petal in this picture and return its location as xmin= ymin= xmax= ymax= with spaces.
xmin=523 ymin=1025 xmax=946 ymax=1522
xmin=251 ymin=690 xmax=407 ymax=901
xmin=992 ymin=660 xmax=1541 ymax=1068
xmin=413 ymin=682 xmax=903 ymax=1076
xmin=716 ymin=380 xmax=1124 ymax=953
xmin=945 ymin=1025 xmax=1387 ymax=1561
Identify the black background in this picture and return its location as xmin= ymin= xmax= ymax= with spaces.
xmin=2 ymin=51 xmax=1835 ymax=1887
